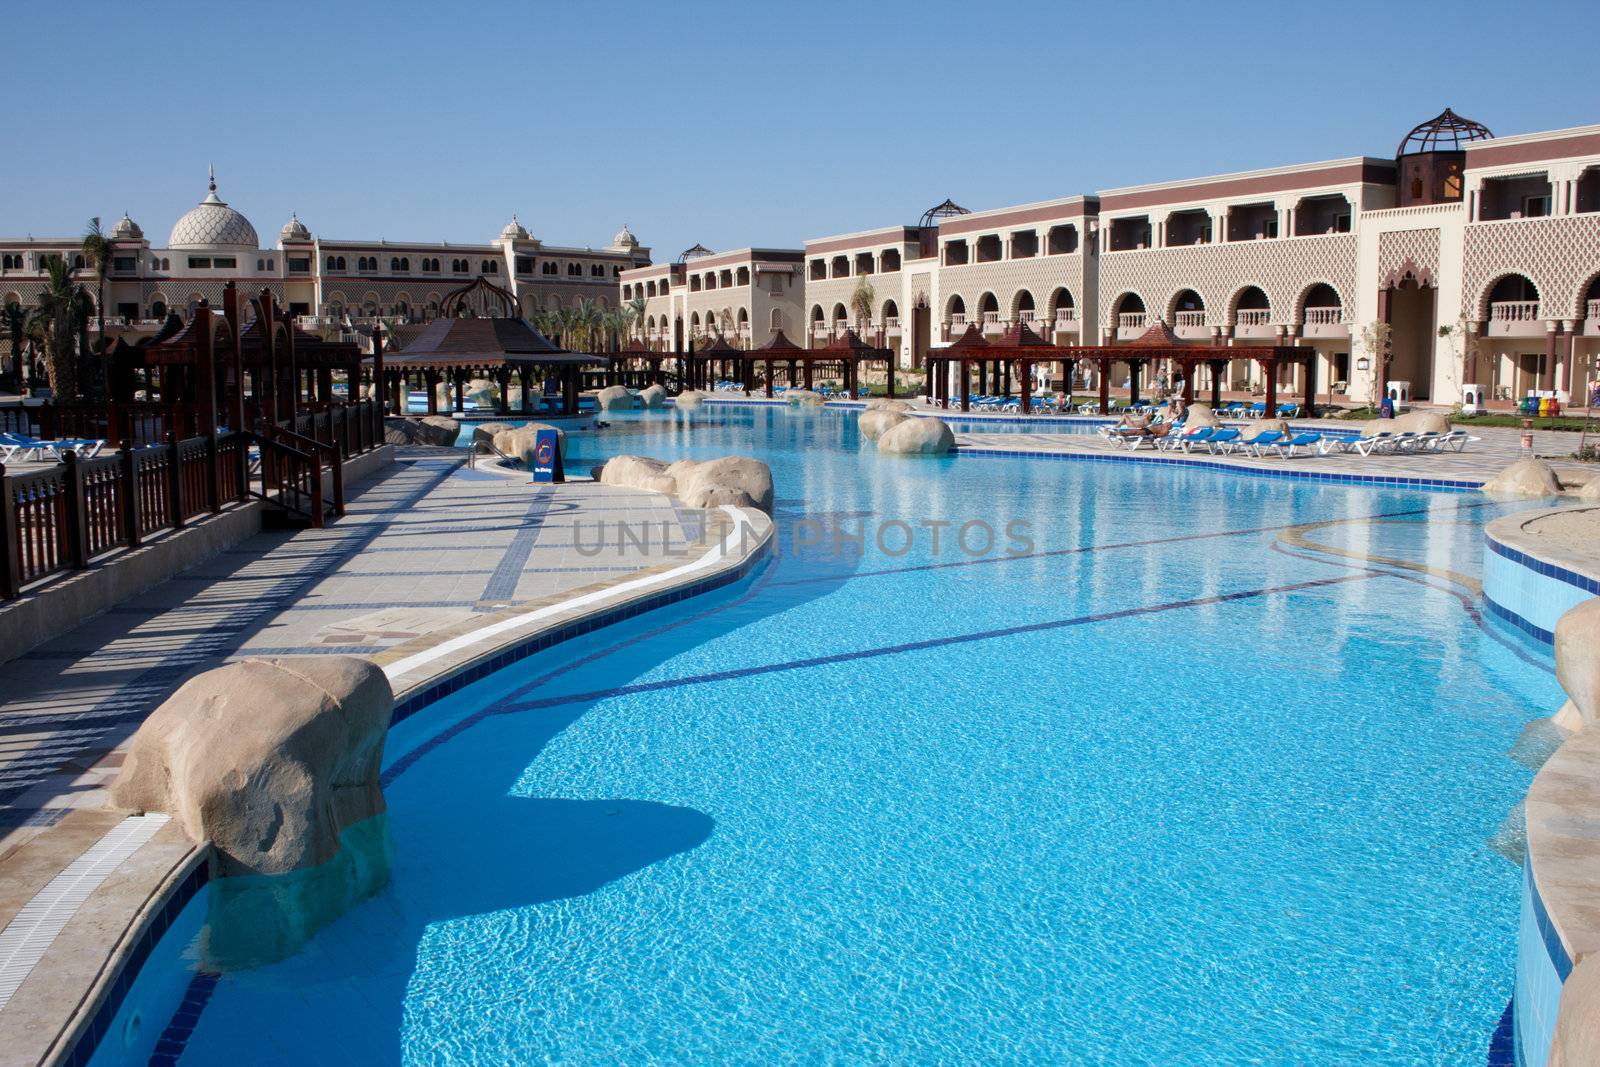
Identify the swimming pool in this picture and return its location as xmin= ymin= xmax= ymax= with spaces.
xmin=100 ymin=405 xmax=1558 ymax=1064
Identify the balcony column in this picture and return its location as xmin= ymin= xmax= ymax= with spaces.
xmin=1544 ymin=320 xmax=1560 ymax=393
xmin=1565 ymin=323 xmax=1580 ymax=402
xmin=1465 ymin=321 xmax=1481 ymax=386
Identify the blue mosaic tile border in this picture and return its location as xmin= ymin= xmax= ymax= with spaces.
xmin=1484 ymin=595 xmax=1557 ymax=646
xmin=948 ymin=445 xmax=1484 ymax=492
xmin=1488 ymin=996 xmax=1517 ymax=1067
xmin=147 ymin=971 xmax=220 ymax=1067
xmin=60 ymin=857 xmax=211 ymax=1067
xmin=1486 ymin=534 xmax=1600 ymax=598
xmin=1527 ymin=862 xmax=1574 ymax=983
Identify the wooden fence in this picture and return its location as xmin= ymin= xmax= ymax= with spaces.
xmin=0 ymin=399 xmax=383 ymax=599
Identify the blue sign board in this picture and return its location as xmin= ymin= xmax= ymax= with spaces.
xmin=530 ymin=428 xmax=563 ymax=483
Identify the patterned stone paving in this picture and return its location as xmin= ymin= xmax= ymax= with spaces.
xmin=0 ymin=448 xmax=707 ymax=846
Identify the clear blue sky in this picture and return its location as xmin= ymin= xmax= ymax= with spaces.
xmin=3 ymin=0 xmax=1591 ymax=258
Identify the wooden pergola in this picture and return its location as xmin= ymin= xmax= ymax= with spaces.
xmin=681 ymin=334 xmax=744 ymax=392
xmin=1054 ymin=321 xmax=1320 ymax=416
xmin=923 ymin=323 xmax=1076 ymax=414
xmin=104 ymin=284 xmax=365 ymax=442
xmin=370 ymin=277 xmax=608 ymax=417
xmin=739 ymin=328 xmax=875 ymax=397
xmin=819 ymin=328 xmax=896 ymax=398
xmin=608 ymin=338 xmax=668 ymax=389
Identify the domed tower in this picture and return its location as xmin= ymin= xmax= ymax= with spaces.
xmin=168 ymin=166 xmax=259 ymax=249
xmin=611 ymin=224 xmax=639 ymax=251
xmin=1395 ymin=108 xmax=1492 ymax=207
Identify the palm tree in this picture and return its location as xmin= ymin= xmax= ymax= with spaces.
xmin=850 ymin=276 xmax=876 ymax=330
xmin=33 ymin=257 xmax=85 ymax=401
xmin=81 ymin=217 xmax=110 ymax=340
xmin=1 ymin=301 xmax=25 ymax=384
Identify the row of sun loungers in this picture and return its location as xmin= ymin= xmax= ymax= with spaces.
xmin=1098 ymin=424 xmax=1480 ymax=460
xmin=0 ymin=432 xmax=107 ymax=462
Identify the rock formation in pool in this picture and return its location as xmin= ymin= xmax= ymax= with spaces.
xmin=1481 ymin=458 xmax=1565 ymax=498
xmin=597 ymin=384 xmax=638 ymax=411
xmin=877 ymin=415 xmax=955 ymax=455
xmin=785 ymin=389 xmax=826 ymax=407
xmin=110 ymin=656 xmax=395 ymax=968
xmin=639 ymin=383 xmax=667 ymax=408
xmin=858 ymin=409 xmax=908 ymax=441
xmin=674 ymin=390 xmax=707 ymax=410
xmin=492 ymin=423 xmax=567 ymax=463
xmin=384 ymin=415 xmax=460 ymax=447
xmin=592 ymin=454 xmax=774 ymax=513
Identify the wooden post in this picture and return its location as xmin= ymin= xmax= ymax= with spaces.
xmin=121 ymin=442 xmax=141 ymax=548
xmin=1021 ymin=360 xmax=1032 ymax=415
xmin=1210 ymin=360 xmax=1225 ymax=408
xmin=1303 ymin=353 xmax=1316 ymax=414
xmin=168 ymin=434 xmax=186 ymax=528
xmin=61 ymin=450 xmax=88 ymax=569
xmin=1264 ymin=359 xmax=1280 ymax=418
xmin=886 ymin=351 xmax=896 ymax=398
xmin=0 ymin=461 xmax=19 ymax=598
xmin=960 ymin=358 xmax=970 ymax=412
xmin=1098 ymin=357 xmax=1111 ymax=414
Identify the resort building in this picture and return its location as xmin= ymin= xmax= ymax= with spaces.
xmin=620 ymin=246 xmax=806 ymax=351
xmin=626 ymin=111 xmax=1600 ymax=410
xmin=0 ymin=168 xmax=650 ymax=356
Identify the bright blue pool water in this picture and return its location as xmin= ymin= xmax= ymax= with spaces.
xmin=109 ymin=404 xmax=1560 ymax=1065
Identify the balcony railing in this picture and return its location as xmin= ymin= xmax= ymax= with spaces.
xmin=981 ymin=312 xmax=1000 ymax=325
xmin=1236 ymin=309 xmax=1270 ymax=327
xmin=1588 ymin=299 xmax=1600 ymax=320
xmin=1490 ymin=300 xmax=1540 ymax=323
xmin=1118 ymin=312 xmax=1147 ymax=329
xmin=1017 ymin=310 xmax=1037 ymax=323
xmin=1174 ymin=311 xmax=1205 ymax=328
xmin=949 ymin=314 xmax=967 ymax=327
xmin=1054 ymin=309 xmax=1077 ymax=325
xmin=1304 ymin=306 xmax=1342 ymax=325
xmin=834 ymin=320 xmax=850 ymax=335
xmin=884 ymin=316 xmax=901 ymax=331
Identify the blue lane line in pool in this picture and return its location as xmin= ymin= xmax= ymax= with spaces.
xmin=146 ymin=971 xmax=220 ymax=1067
xmin=481 ymin=492 xmax=555 ymax=601
xmin=487 ymin=571 xmax=1378 ymax=715
xmin=767 ymin=500 xmax=1491 ymax=588
xmin=1487 ymin=996 xmax=1516 ymax=1067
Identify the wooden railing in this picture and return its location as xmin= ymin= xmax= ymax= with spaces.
xmin=0 ymin=398 xmax=383 ymax=599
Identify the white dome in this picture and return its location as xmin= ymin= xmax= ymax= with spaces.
xmin=167 ymin=168 xmax=258 ymax=250
xmin=111 ymin=213 xmax=143 ymax=240
xmin=279 ymin=213 xmax=311 ymax=241
xmin=500 ymin=214 xmax=530 ymax=240
xmin=612 ymin=224 xmax=638 ymax=249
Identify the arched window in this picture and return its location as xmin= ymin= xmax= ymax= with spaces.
xmin=646 ymin=281 xmax=657 ymax=297
xmin=659 ymin=280 xmax=668 ymax=294
xmin=149 ymin=299 xmax=167 ymax=319
xmin=568 ymin=263 xmax=582 ymax=276
xmin=882 ymin=299 xmax=899 ymax=324
xmin=400 ymin=258 xmax=409 ymax=271
xmin=162 ymin=258 xmax=170 ymax=271
xmin=591 ymin=264 xmax=604 ymax=277
xmin=770 ymin=308 xmax=784 ymax=332
xmin=737 ymin=266 xmax=750 ymax=285
xmin=881 ymin=248 xmax=901 ymax=271
xmin=74 ymin=254 xmax=85 ymax=269
xmin=945 ymin=294 xmax=966 ymax=320
xmin=390 ymin=257 xmax=401 ymax=271
xmin=483 ymin=260 xmax=498 ymax=274
xmin=257 ymin=259 xmax=265 ymax=271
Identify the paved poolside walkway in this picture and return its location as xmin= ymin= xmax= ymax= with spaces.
xmin=0 ymin=449 xmax=718 ymax=848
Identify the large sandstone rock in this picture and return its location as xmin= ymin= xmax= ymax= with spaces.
xmin=1367 ymin=410 xmax=1453 ymax=436
xmin=864 ymin=398 xmax=913 ymax=413
xmin=112 ymin=657 xmax=393 ymax=877
xmin=1555 ymin=599 xmax=1600 ymax=729
xmin=592 ymin=454 xmax=679 ymax=496
xmin=785 ymin=389 xmax=826 ymax=407
xmin=384 ymin=415 xmax=461 ymax=447
xmin=493 ymin=423 xmax=567 ymax=463
xmin=592 ymin=454 xmax=774 ymax=514
xmin=1183 ymin=404 xmax=1223 ymax=429
xmin=666 ymin=456 xmax=774 ymax=513
xmin=1552 ymin=955 xmax=1600 ymax=1067
xmin=639 ymin=383 xmax=668 ymax=408
xmin=466 ymin=377 xmax=498 ymax=408
xmin=1482 ymin=458 xmax=1564 ymax=499
xmin=472 ymin=421 xmax=515 ymax=449
xmin=674 ymin=390 xmax=707 ymax=410
xmin=878 ymin=416 xmax=955 ymax=455
xmin=596 ymin=384 xmax=638 ymax=411
xmin=1577 ymin=477 xmax=1600 ymax=502
xmin=859 ymin=409 xmax=909 ymax=442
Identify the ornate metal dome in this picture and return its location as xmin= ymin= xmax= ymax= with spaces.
xmin=918 ymin=198 xmax=971 ymax=228
xmin=1397 ymin=108 xmax=1493 ymax=157
xmin=111 ymin=213 xmax=143 ymax=240
xmin=168 ymin=167 xmax=259 ymax=249
xmin=678 ymin=243 xmax=713 ymax=262
xmin=499 ymin=214 xmax=530 ymax=240
xmin=612 ymin=224 xmax=638 ymax=250
xmin=279 ymin=213 xmax=311 ymax=242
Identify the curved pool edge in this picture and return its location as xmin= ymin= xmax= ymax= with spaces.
xmin=43 ymin=504 xmax=775 ymax=1067
xmin=1490 ymin=505 xmax=1600 ymax=1067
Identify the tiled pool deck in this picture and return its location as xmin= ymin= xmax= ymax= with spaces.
xmin=0 ymin=446 xmax=771 ymax=1067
